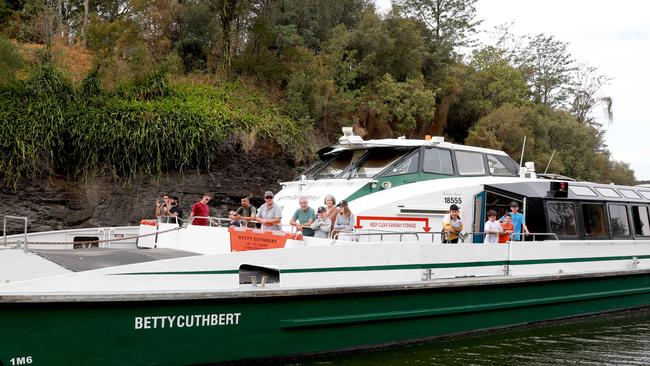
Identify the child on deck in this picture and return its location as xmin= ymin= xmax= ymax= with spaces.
xmin=484 ymin=210 xmax=502 ymax=244
xmin=499 ymin=214 xmax=514 ymax=243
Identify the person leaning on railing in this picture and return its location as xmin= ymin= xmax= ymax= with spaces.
xmin=442 ymin=204 xmax=463 ymax=243
xmin=256 ymin=191 xmax=282 ymax=231
xmin=333 ymin=200 xmax=355 ymax=240
xmin=236 ymin=197 xmax=257 ymax=228
xmin=168 ymin=195 xmax=183 ymax=227
xmin=189 ymin=193 xmax=211 ymax=226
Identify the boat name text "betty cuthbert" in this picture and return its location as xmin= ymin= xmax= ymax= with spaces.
xmin=134 ymin=313 xmax=241 ymax=330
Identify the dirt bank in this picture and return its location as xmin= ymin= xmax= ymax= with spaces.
xmin=0 ymin=152 xmax=300 ymax=235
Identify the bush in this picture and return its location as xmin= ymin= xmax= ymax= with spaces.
xmin=0 ymin=65 xmax=306 ymax=186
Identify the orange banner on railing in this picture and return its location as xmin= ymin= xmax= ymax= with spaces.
xmin=229 ymin=227 xmax=298 ymax=252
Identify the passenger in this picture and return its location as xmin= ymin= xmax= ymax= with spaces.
xmin=256 ymin=191 xmax=282 ymax=231
xmin=290 ymin=196 xmax=316 ymax=237
xmin=483 ymin=210 xmax=503 ymax=244
xmin=189 ymin=193 xmax=211 ymax=226
xmin=442 ymin=204 xmax=463 ymax=243
xmin=334 ymin=200 xmax=355 ymax=239
xmin=500 ymin=201 xmax=529 ymax=240
xmin=324 ymin=194 xmax=338 ymax=226
xmin=235 ymin=197 xmax=257 ymax=228
xmin=499 ymin=214 xmax=514 ymax=243
xmin=168 ymin=195 xmax=184 ymax=227
xmin=228 ymin=211 xmax=241 ymax=227
xmin=311 ymin=206 xmax=332 ymax=238
xmin=155 ymin=194 xmax=171 ymax=218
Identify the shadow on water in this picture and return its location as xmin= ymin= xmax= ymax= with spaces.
xmin=287 ymin=308 xmax=650 ymax=366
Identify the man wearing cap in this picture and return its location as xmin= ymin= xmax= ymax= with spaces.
xmin=290 ymin=196 xmax=316 ymax=237
xmin=500 ymin=201 xmax=529 ymax=240
xmin=256 ymin=191 xmax=282 ymax=231
xmin=442 ymin=204 xmax=463 ymax=243
xmin=311 ymin=206 xmax=332 ymax=238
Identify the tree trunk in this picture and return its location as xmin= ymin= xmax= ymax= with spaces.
xmin=81 ymin=0 xmax=89 ymax=47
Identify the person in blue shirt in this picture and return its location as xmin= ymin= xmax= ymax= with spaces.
xmin=500 ymin=201 xmax=529 ymax=240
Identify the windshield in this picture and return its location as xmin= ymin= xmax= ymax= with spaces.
xmin=347 ymin=148 xmax=414 ymax=179
xmin=314 ymin=149 xmax=368 ymax=179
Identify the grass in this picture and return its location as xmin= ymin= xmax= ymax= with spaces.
xmin=0 ymin=64 xmax=308 ymax=187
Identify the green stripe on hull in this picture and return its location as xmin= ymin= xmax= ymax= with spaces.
xmin=2 ymin=272 xmax=650 ymax=365
xmin=114 ymin=254 xmax=650 ymax=276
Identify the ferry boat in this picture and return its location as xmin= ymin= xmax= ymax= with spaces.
xmin=2 ymin=128 xmax=650 ymax=366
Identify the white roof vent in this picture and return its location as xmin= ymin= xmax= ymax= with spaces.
xmin=338 ymin=127 xmax=364 ymax=145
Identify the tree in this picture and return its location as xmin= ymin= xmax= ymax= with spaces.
xmin=270 ymin=0 xmax=370 ymax=52
xmin=445 ymin=46 xmax=528 ymax=142
xmin=396 ymin=0 xmax=481 ymax=49
xmin=209 ymin=0 xmax=253 ymax=70
xmin=466 ymin=104 xmax=634 ymax=184
xmin=515 ymin=34 xmax=576 ymax=108
xmin=569 ymin=63 xmax=613 ymax=126
xmin=367 ymin=74 xmax=436 ymax=137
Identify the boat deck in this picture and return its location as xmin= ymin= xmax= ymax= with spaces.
xmin=34 ymin=248 xmax=198 ymax=272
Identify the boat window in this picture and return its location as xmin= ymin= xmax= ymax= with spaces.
xmin=315 ymin=149 xmax=367 ymax=179
xmin=547 ymin=202 xmax=578 ymax=237
xmin=299 ymin=161 xmax=326 ymax=180
xmin=595 ymin=187 xmax=620 ymax=198
xmin=640 ymin=191 xmax=650 ymax=200
xmin=620 ymin=189 xmax=641 ymax=199
xmin=456 ymin=151 xmax=486 ymax=176
xmin=384 ymin=151 xmax=420 ymax=177
xmin=423 ymin=148 xmax=454 ymax=175
xmin=349 ymin=148 xmax=412 ymax=179
xmin=608 ymin=204 xmax=631 ymax=237
xmin=487 ymin=154 xmax=516 ymax=176
xmin=631 ymin=206 xmax=650 ymax=236
xmin=569 ymin=186 xmax=597 ymax=197
xmin=581 ymin=203 xmax=607 ymax=238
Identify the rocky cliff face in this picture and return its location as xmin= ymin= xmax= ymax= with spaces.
xmin=0 ymin=153 xmax=300 ymax=235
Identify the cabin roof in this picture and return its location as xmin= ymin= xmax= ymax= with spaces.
xmin=322 ymin=137 xmax=510 ymax=157
xmin=487 ymin=181 xmax=650 ymax=203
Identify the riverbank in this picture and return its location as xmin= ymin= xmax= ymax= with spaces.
xmin=0 ymin=151 xmax=300 ymax=234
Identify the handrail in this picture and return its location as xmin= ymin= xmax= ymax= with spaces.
xmin=3 ymin=215 xmax=28 ymax=252
xmin=462 ymin=231 xmax=559 ymax=242
xmin=331 ymin=230 xmax=558 ymax=244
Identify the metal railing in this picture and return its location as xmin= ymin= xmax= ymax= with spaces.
xmin=327 ymin=229 xmax=559 ymax=244
xmin=2 ymin=215 xmax=28 ymax=252
xmin=461 ymin=231 xmax=559 ymax=242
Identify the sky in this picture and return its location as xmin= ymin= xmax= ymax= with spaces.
xmin=375 ymin=0 xmax=650 ymax=181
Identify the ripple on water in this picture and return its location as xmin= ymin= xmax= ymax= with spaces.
xmin=288 ymin=309 xmax=650 ymax=366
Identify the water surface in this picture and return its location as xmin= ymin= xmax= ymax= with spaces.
xmin=288 ymin=309 xmax=650 ymax=366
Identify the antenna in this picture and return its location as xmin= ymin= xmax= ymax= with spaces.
xmin=544 ymin=150 xmax=556 ymax=174
xmin=519 ymin=135 xmax=527 ymax=168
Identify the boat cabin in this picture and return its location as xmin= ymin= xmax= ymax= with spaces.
xmin=475 ymin=181 xmax=650 ymax=242
xmin=296 ymin=134 xmax=519 ymax=199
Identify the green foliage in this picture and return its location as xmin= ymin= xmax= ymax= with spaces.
xmin=0 ymin=1 xmax=638 ymax=183
xmin=369 ymin=74 xmax=436 ymax=135
xmin=0 ymin=36 xmax=24 ymax=86
xmin=466 ymin=104 xmax=635 ymax=184
xmin=515 ymin=34 xmax=577 ymax=107
xmin=0 ymin=65 xmax=306 ymax=187
xmin=270 ymin=0 xmax=371 ymax=52
xmin=446 ymin=46 xmax=528 ymax=141
xmin=396 ymin=0 xmax=481 ymax=49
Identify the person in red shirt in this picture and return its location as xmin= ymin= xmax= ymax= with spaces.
xmin=499 ymin=214 xmax=514 ymax=243
xmin=189 ymin=193 xmax=212 ymax=226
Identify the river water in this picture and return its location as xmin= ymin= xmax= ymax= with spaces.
xmin=288 ymin=308 xmax=650 ymax=366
